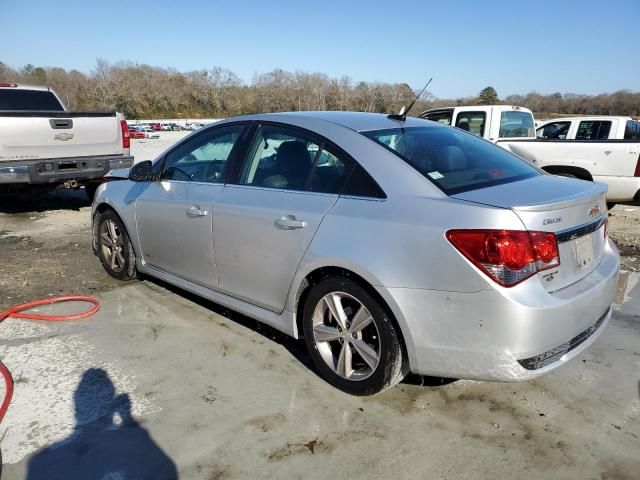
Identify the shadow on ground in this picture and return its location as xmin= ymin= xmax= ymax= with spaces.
xmin=24 ymin=368 xmax=177 ymax=480
xmin=0 ymin=187 xmax=90 ymax=214
xmin=143 ymin=275 xmax=457 ymax=389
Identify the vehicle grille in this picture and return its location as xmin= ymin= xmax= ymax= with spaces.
xmin=517 ymin=308 xmax=610 ymax=370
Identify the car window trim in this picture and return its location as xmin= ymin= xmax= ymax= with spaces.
xmin=156 ymin=121 xmax=252 ymax=184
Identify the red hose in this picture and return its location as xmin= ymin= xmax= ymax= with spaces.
xmin=0 ymin=296 xmax=100 ymax=424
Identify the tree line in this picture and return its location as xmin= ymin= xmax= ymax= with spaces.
xmin=1 ymin=61 xmax=639 ymax=119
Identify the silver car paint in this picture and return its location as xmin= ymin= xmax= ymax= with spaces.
xmin=92 ymin=112 xmax=620 ymax=381
xmin=135 ymin=180 xmax=224 ymax=287
xmin=212 ymin=185 xmax=338 ymax=313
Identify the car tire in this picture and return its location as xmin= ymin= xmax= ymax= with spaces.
xmin=556 ymin=172 xmax=577 ymax=178
xmin=95 ymin=210 xmax=137 ymax=281
xmin=302 ymin=276 xmax=407 ymax=395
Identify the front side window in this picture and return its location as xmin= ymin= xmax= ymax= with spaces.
xmin=239 ymin=125 xmax=353 ymax=194
xmin=537 ymin=121 xmax=571 ymax=139
xmin=362 ymin=126 xmax=539 ymax=195
xmin=160 ymin=124 xmax=245 ymax=183
xmin=576 ymin=121 xmax=612 ymax=140
xmin=499 ymin=111 xmax=535 ymax=138
xmin=455 ymin=111 xmax=486 ymax=137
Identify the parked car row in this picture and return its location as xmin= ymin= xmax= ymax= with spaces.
xmin=128 ymin=125 xmax=160 ymax=139
xmin=127 ymin=121 xmax=209 ymax=133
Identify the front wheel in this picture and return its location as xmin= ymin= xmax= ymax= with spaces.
xmin=95 ymin=210 xmax=137 ymax=281
xmin=302 ymin=277 xmax=407 ymax=395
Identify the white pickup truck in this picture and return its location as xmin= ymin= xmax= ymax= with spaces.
xmin=0 ymin=83 xmax=134 ymax=199
xmin=420 ymin=106 xmax=640 ymax=206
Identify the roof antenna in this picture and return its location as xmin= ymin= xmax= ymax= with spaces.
xmin=387 ymin=78 xmax=432 ymax=121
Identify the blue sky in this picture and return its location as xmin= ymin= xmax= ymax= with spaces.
xmin=1 ymin=0 xmax=638 ymax=98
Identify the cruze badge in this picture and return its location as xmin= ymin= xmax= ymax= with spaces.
xmin=543 ymin=217 xmax=562 ymax=225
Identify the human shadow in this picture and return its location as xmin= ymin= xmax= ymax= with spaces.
xmin=26 ymin=368 xmax=177 ymax=480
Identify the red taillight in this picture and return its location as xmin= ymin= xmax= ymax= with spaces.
xmin=120 ymin=120 xmax=130 ymax=149
xmin=0 ymin=83 xmax=18 ymax=88
xmin=446 ymin=229 xmax=560 ymax=287
xmin=634 ymin=153 xmax=640 ymax=177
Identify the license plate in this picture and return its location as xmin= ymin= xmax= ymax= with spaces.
xmin=575 ymin=235 xmax=594 ymax=270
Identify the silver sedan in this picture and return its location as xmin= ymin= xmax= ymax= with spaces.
xmin=92 ymin=112 xmax=619 ymax=395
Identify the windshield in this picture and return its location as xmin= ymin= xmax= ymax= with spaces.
xmin=362 ymin=126 xmax=540 ymax=195
xmin=0 ymin=89 xmax=64 ymax=111
xmin=499 ymin=110 xmax=535 ymax=138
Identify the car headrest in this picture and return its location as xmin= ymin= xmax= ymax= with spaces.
xmin=434 ymin=145 xmax=468 ymax=172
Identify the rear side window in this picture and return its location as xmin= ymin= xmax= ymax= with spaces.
xmin=0 ymin=89 xmax=64 ymax=111
xmin=499 ymin=111 xmax=535 ymax=138
xmin=362 ymin=126 xmax=539 ymax=195
xmin=576 ymin=121 xmax=611 ymax=140
xmin=455 ymin=111 xmax=486 ymax=137
xmin=342 ymin=164 xmax=386 ymax=198
xmin=239 ymin=124 xmax=353 ymax=194
xmin=624 ymin=120 xmax=640 ymax=140
xmin=537 ymin=121 xmax=571 ymax=139
xmin=422 ymin=110 xmax=453 ymax=125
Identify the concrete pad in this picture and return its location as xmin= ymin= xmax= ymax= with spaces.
xmin=1 ymin=280 xmax=639 ymax=479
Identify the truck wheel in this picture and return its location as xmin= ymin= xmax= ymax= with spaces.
xmin=96 ymin=210 xmax=137 ymax=281
xmin=302 ymin=276 xmax=407 ymax=395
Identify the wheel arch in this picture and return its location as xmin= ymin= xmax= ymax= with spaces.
xmin=542 ymin=165 xmax=593 ymax=181
xmin=92 ymin=202 xmax=140 ymax=259
xmin=291 ymin=264 xmax=413 ymax=369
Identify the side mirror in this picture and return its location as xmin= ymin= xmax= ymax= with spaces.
xmin=128 ymin=160 xmax=154 ymax=182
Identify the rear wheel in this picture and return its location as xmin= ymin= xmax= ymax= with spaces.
xmin=96 ymin=210 xmax=136 ymax=280
xmin=302 ymin=277 xmax=407 ymax=395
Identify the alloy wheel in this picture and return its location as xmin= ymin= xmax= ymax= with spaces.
xmin=312 ymin=291 xmax=381 ymax=381
xmin=99 ymin=219 xmax=125 ymax=273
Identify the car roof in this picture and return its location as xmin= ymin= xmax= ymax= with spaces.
xmin=227 ymin=111 xmax=436 ymax=132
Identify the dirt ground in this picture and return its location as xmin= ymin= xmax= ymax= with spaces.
xmin=0 ymin=134 xmax=639 ymax=479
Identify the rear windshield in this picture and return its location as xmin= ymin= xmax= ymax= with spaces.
xmin=0 ymin=89 xmax=64 ymax=111
xmin=362 ymin=126 xmax=539 ymax=195
xmin=499 ymin=110 xmax=535 ymax=138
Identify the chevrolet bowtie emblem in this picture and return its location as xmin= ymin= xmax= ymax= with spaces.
xmin=54 ymin=133 xmax=74 ymax=141
xmin=588 ymin=205 xmax=601 ymax=217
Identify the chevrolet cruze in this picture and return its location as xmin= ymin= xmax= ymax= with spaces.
xmin=92 ymin=112 xmax=619 ymax=395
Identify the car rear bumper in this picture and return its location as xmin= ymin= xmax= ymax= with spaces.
xmin=594 ymin=175 xmax=640 ymax=203
xmin=378 ymin=238 xmax=620 ymax=381
xmin=0 ymin=155 xmax=134 ymax=185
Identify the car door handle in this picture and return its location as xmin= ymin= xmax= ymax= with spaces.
xmin=186 ymin=206 xmax=209 ymax=217
xmin=275 ymin=215 xmax=307 ymax=230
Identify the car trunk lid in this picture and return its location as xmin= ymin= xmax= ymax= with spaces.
xmin=452 ymin=175 xmax=609 ymax=291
